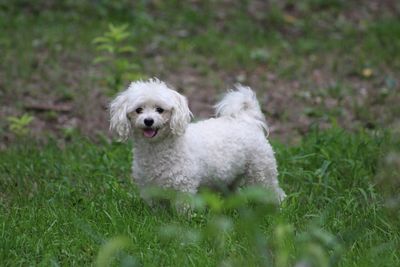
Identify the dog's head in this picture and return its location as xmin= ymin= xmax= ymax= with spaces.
xmin=110 ymin=78 xmax=192 ymax=141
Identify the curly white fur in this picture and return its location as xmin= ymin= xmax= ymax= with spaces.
xmin=110 ymin=78 xmax=286 ymax=203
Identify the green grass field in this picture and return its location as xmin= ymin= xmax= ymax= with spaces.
xmin=1 ymin=128 xmax=399 ymax=266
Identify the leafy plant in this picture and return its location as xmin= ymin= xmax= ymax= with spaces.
xmin=93 ymin=24 xmax=143 ymax=94
xmin=7 ymin=114 xmax=34 ymax=136
xmin=152 ymin=187 xmax=343 ymax=267
xmin=96 ymin=236 xmax=138 ymax=267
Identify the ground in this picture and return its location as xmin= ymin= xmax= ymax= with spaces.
xmin=0 ymin=0 xmax=399 ymax=146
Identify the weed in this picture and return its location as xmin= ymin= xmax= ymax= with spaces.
xmin=96 ymin=236 xmax=138 ymax=267
xmin=93 ymin=24 xmax=143 ymax=95
xmin=153 ymin=187 xmax=343 ymax=267
xmin=7 ymin=114 xmax=34 ymax=136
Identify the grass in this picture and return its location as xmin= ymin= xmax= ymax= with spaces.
xmin=1 ymin=2 xmax=399 ymax=82
xmin=1 ymin=128 xmax=399 ymax=266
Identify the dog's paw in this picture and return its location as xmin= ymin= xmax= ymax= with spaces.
xmin=276 ymin=188 xmax=287 ymax=204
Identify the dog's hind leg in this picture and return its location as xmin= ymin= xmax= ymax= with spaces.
xmin=244 ymin=147 xmax=286 ymax=203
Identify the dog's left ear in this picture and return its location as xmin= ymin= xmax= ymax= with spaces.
xmin=109 ymin=90 xmax=132 ymax=141
xmin=170 ymin=91 xmax=192 ymax=135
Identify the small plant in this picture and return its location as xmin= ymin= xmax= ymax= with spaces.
xmin=151 ymin=187 xmax=343 ymax=267
xmin=7 ymin=114 xmax=34 ymax=136
xmin=93 ymin=24 xmax=143 ymax=94
xmin=96 ymin=236 xmax=138 ymax=267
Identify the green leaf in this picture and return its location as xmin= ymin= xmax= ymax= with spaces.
xmin=93 ymin=57 xmax=110 ymax=64
xmin=117 ymin=46 xmax=136 ymax=53
xmin=96 ymin=236 xmax=133 ymax=267
xmin=7 ymin=117 xmax=19 ymax=123
xmin=201 ymin=191 xmax=223 ymax=213
xmin=122 ymin=72 xmax=144 ymax=81
xmin=96 ymin=44 xmax=115 ymax=53
xmin=92 ymin=36 xmax=111 ymax=44
xmin=114 ymin=32 xmax=130 ymax=42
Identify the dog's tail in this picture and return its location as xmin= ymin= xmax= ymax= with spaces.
xmin=215 ymin=84 xmax=268 ymax=133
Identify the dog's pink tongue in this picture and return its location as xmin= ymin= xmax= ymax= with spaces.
xmin=143 ymin=129 xmax=156 ymax=138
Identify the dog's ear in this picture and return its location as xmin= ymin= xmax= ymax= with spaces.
xmin=170 ymin=91 xmax=192 ymax=136
xmin=109 ymin=90 xmax=132 ymax=141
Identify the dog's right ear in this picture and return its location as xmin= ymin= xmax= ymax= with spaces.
xmin=109 ymin=90 xmax=131 ymax=141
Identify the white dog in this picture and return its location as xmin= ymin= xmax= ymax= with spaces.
xmin=110 ymin=78 xmax=286 ymax=203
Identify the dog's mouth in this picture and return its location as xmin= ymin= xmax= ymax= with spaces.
xmin=143 ymin=128 xmax=158 ymax=138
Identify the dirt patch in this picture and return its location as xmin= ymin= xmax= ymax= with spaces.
xmin=1 ymin=52 xmax=399 ymax=148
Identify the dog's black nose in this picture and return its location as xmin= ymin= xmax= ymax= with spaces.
xmin=144 ymin=118 xmax=154 ymax=127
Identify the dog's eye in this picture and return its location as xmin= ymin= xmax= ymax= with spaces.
xmin=156 ymin=107 xmax=164 ymax=114
xmin=135 ymin=108 xmax=143 ymax=114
